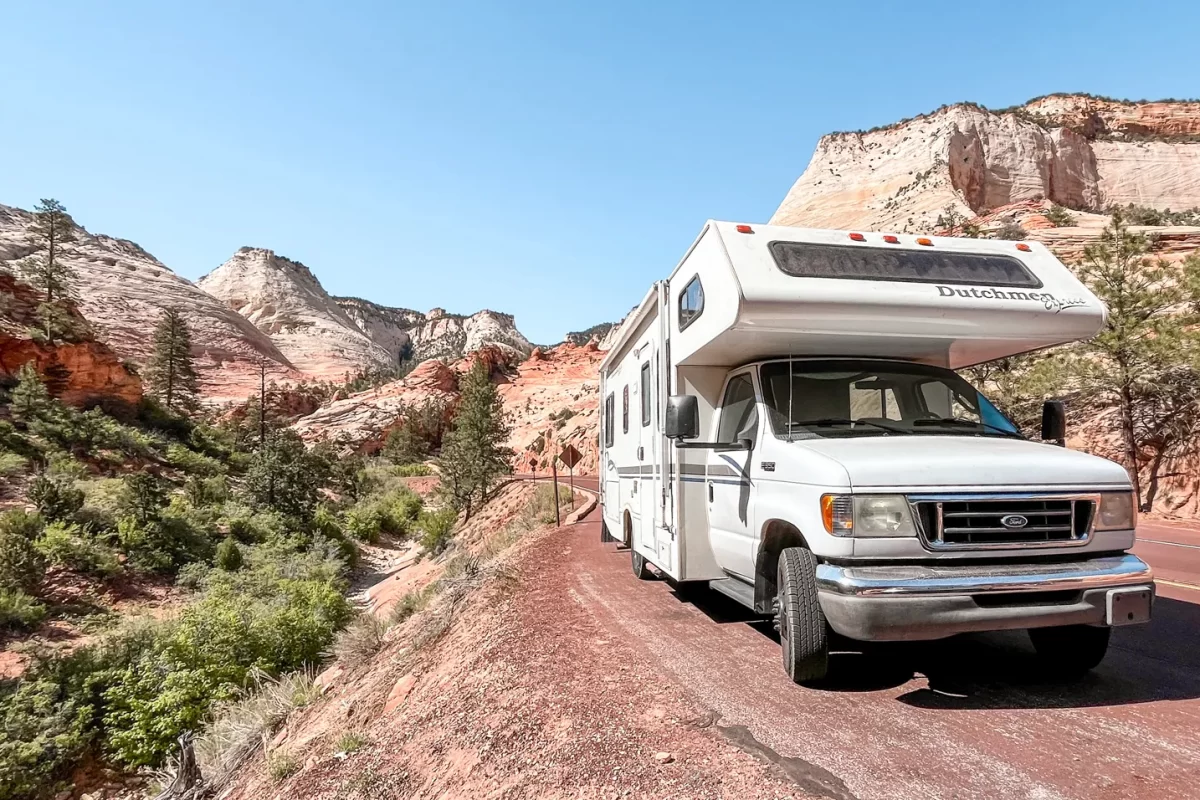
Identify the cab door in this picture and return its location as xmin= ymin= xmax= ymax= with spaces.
xmin=706 ymin=371 xmax=759 ymax=581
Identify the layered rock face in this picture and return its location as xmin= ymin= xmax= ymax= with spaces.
xmin=770 ymin=95 xmax=1200 ymax=234
xmin=0 ymin=205 xmax=295 ymax=401
xmin=292 ymin=342 xmax=604 ymax=474
xmin=0 ymin=273 xmax=142 ymax=407
xmin=334 ymin=298 xmax=533 ymax=365
xmin=199 ymin=248 xmax=396 ymax=380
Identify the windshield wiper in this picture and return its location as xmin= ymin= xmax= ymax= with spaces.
xmin=913 ymin=417 xmax=1023 ymax=439
xmin=793 ymin=418 xmax=910 ymax=435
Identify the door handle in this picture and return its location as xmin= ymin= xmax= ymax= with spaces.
xmin=708 ymin=481 xmax=714 ymax=502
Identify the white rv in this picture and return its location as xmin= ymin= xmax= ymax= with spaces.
xmin=598 ymin=220 xmax=1153 ymax=683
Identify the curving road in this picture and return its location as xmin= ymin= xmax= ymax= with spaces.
xmin=558 ymin=475 xmax=1200 ymax=800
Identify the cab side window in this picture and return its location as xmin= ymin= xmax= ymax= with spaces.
xmin=718 ymin=374 xmax=758 ymax=443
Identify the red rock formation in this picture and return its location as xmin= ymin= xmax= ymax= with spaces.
xmin=0 ymin=273 xmax=142 ymax=407
xmin=291 ymin=343 xmax=605 ymax=473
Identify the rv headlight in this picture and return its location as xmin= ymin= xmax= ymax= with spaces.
xmin=821 ymin=495 xmax=917 ymax=537
xmin=1096 ymin=492 xmax=1137 ymax=531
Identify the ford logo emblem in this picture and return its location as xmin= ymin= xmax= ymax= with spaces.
xmin=1001 ymin=514 xmax=1029 ymax=529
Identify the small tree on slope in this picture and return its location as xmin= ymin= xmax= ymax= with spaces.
xmin=1068 ymin=212 xmax=1200 ymax=511
xmin=19 ymin=198 xmax=79 ymax=342
xmin=437 ymin=358 xmax=513 ymax=520
xmin=145 ymin=307 xmax=200 ymax=413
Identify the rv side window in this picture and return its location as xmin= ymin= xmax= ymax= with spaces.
xmin=718 ymin=374 xmax=758 ymax=443
xmin=640 ymin=362 xmax=651 ymax=426
xmin=622 ymin=385 xmax=629 ymax=434
xmin=679 ymin=275 xmax=704 ymax=330
xmin=603 ymin=393 xmax=615 ymax=447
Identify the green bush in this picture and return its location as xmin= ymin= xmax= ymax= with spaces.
xmin=0 ymin=671 xmax=93 ymax=800
xmin=116 ymin=512 xmax=213 ymax=575
xmin=36 ymin=522 xmax=122 ymax=578
xmin=0 ymin=510 xmax=47 ymax=594
xmin=101 ymin=573 xmax=351 ymax=767
xmin=45 ymin=452 xmax=89 ymax=481
xmin=28 ymin=474 xmax=86 ymax=522
xmin=224 ymin=507 xmax=288 ymax=543
xmin=343 ymin=505 xmax=383 ymax=544
xmin=184 ymin=475 xmax=228 ymax=508
xmin=215 ymin=538 xmax=243 ymax=571
xmin=0 ymin=589 xmax=47 ymax=631
xmin=1044 ymin=204 xmax=1076 ymax=227
xmin=418 ymin=507 xmax=457 ymax=555
xmin=394 ymin=463 xmax=432 ymax=477
xmin=167 ymin=443 xmax=226 ymax=477
xmin=120 ymin=473 xmax=167 ymax=525
xmin=0 ymin=451 xmax=27 ymax=479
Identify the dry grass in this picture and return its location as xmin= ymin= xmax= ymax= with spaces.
xmin=332 ymin=613 xmax=389 ymax=662
xmin=194 ymin=668 xmax=320 ymax=788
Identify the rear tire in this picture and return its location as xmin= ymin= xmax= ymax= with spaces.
xmin=1029 ymin=624 xmax=1111 ymax=677
xmin=777 ymin=547 xmax=829 ymax=683
xmin=631 ymin=549 xmax=655 ymax=580
xmin=601 ymin=520 xmax=612 ymax=543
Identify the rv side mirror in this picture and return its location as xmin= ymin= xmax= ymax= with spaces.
xmin=1041 ymin=400 xmax=1066 ymax=445
xmin=665 ymin=395 xmax=699 ymax=440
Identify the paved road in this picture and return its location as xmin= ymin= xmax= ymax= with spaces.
xmin=563 ymin=477 xmax=1200 ymax=799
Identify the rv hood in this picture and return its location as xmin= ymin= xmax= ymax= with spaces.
xmin=794 ymin=436 xmax=1130 ymax=491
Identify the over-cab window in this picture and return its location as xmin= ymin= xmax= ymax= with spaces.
xmin=622 ymin=385 xmax=629 ymax=434
xmin=640 ymin=362 xmax=651 ymax=426
xmin=603 ymin=393 xmax=615 ymax=447
xmin=768 ymin=241 xmax=1041 ymax=288
xmin=679 ymin=275 xmax=704 ymax=330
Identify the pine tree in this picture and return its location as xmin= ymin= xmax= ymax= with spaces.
xmin=384 ymin=407 xmax=432 ymax=462
xmin=19 ymin=198 xmax=79 ymax=342
xmin=1068 ymin=212 xmax=1200 ymax=510
xmin=437 ymin=358 xmax=512 ymax=519
xmin=10 ymin=363 xmax=51 ymax=422
xmin=145 ymin=307 xmax=200 ymax=412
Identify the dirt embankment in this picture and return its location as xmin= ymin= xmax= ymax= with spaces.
xmin=219 ymin=482 xmax=813 ymax=799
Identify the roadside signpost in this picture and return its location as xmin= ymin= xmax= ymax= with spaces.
xmin=558 ymin=444 xmax=582 ymax=511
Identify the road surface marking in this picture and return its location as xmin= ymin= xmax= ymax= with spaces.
xmin=1137 ymin=537 xmax=1200 ymax=550
xmin=1156 ymin=578 xmax=1200 ymax=592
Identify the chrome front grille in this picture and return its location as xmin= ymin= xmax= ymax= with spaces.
xmin=912 ymin=494 xmax=1098 ymax=550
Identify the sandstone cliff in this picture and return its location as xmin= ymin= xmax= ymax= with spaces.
xmin=0 ymin=204 xmax=295 ymax=401
xmin=198 ymin=248 xmax=397 ymax=381
xmin=335 ymin=297 xmax=533 ymax=365
xmin=770 ymin=95 xmax=1200 ymax=234
xmin=0 ymin=272 xmax=142 ymax=407
xmin=293 ymin=342 xmax=603 ymax=474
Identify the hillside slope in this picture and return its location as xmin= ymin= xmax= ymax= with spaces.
xmin=198 ymin=248 xmax=397 ymax=380
xmin=336 ymin=297 xmax=533 ymax=365
xmin=770 ymin=95 xmax=1200 ymax=234
xmin=293 ymin=343 xmax=604 ymax=474
xmin=0 ymin=204 xmax=296 ymax=400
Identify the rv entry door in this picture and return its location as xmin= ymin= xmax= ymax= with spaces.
xmin=706 ymin=371 xmax=758 ymax=580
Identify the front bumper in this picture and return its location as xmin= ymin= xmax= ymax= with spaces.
xmin=815 ymin=554 xmax=1154 ymax=641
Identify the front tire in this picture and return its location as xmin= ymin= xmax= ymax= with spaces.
xmin=1029 ymin=624 xmax=1111 ymax=677
xmin=631 ymin=549 xmax=655 ymax=580
xmin=777 ymin=547 xmax=829 ymax=683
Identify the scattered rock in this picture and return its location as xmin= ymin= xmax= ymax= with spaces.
xmin=654 ymin=752 xmax=675 ymax=765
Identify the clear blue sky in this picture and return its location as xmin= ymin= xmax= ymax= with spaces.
xmin=2 ymin=1 xmax=1198 ymax=345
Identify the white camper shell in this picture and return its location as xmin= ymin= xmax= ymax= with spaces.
xmin=599 ymin=220 xmax=1153 ymax=683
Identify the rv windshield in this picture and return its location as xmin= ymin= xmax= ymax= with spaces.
xmin=758 ymin=359 xmax=1021 ymax=439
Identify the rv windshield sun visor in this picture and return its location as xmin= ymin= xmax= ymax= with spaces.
xmin=768 ymin=241 xmax=1042 ymax=288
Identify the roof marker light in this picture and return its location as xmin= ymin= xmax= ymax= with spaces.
xmin=1016 ymin=243 xmax=1032 ymax=252
xmin=883 ymin=235 xmax=900 ymax=244
xmin=736 ymin=224 xmax=754 ymax=234
xmin=916 ymin=237 xmax=933 ymax=246
xmin=849 ymin=232 xmax=866 ymax=242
